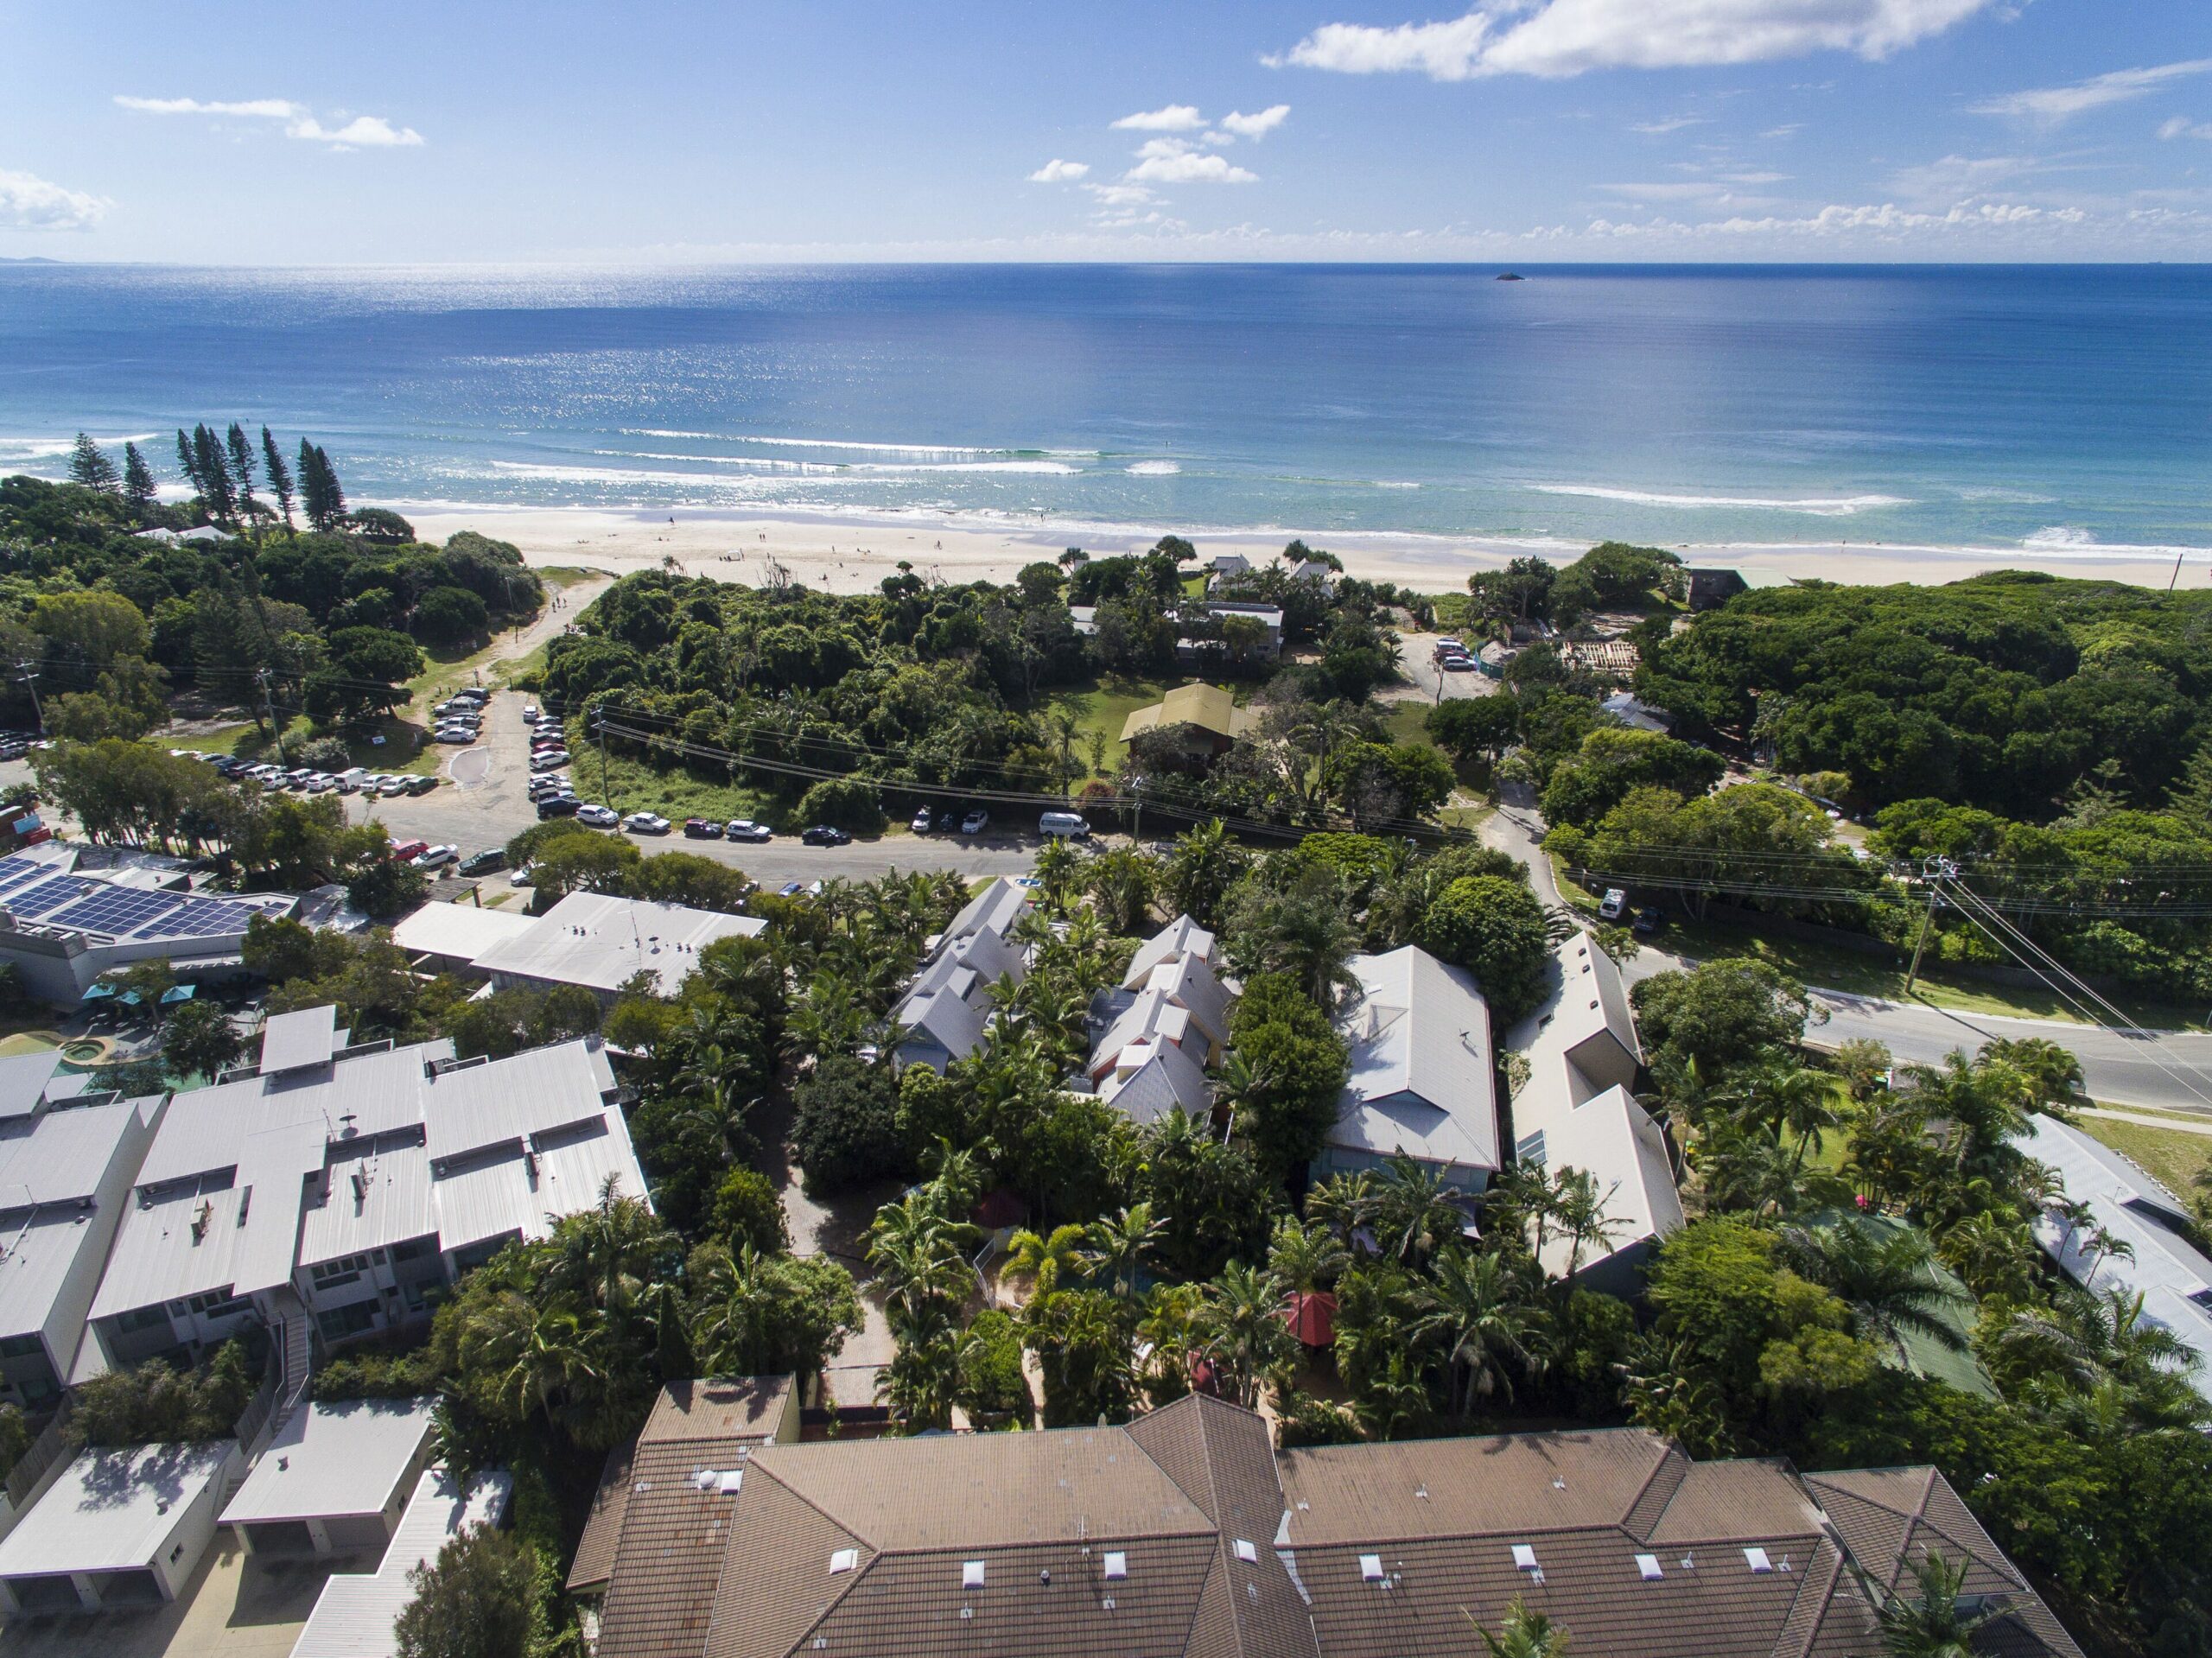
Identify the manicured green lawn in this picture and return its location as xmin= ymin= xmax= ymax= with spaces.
xmin=1039 ymin=675 xmax=1175 ymax=785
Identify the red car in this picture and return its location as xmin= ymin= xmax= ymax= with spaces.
xmin=389 ymin=840 xmax=429 ymax=861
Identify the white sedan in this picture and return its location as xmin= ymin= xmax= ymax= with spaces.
xmin=576 ymin=804 xmax=620 ymax=828
xmin=410 ymin=844 xmax=459 ymax=870
xmin=622 ymin=812 xmax=671 ymax=835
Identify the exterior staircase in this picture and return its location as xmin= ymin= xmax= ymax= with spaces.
xmin=229 ymin=1311 xmax=315 ymax=1492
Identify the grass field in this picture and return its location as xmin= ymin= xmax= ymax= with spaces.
xmin=163 ymin=714 xmax=445 ymax=775
xmin=2078 ymin=1115 xmax=2212 ymax=1202
xmin=1039 ymin=676 xmax=1175 ymax=785
xmin=561 ymin=724 xmax=776 ymax=823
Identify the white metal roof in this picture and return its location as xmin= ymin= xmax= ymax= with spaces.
xmin=220 ymin=1398 xmax=435 ymax=1528
xmin=893 ymin=988 xmax=988 ymax=1065
xmin=422 ymin=1038 xmax=617 ymax=1164
xmin=1330 ymin=947 xmax=1499 ymax=1175
xmin=297 ymin=1142 xmax=436 ymax=1267
xmin=389 ymin=901 xmax=537 ymax=963
xmin=2023 ymin=1113 xmax=2212 ymax=1407
xmin=0 ymin=1051 xmax=63 ymax=1121
xmin=0 ymin=1441 xmax=234 ymax=1578
xmin=470 ymin=890 xmax=764 ymax=995
xmin=1099 ymin=1039 xmax=1213 ymax=1126
xmin=290 ymin=1469 xmax=513 ymax=1658
xmin=1123 ymin=915 xmax=1215 ymax=988
xmin=0 ymin=1097 xmax=159 ymax=1342
xmin=0 ymin=1094 xmax=150 ymax=1209
xmin=938 ymin=878 xmax=1031 ymax=949
xmin=1089 ymin=989 xmax=1195 ymax=1080
xmin=1522 ymin=1085 xmax=1685 ymax=1275
xmin=910 ymin=925 xmax=1026 ymax=1002
xmin=262 ymin=1005 xmax=340 ymax=1074
xmin=433 ymin=1112 xmax=644 ymax=1255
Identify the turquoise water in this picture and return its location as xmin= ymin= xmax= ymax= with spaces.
xmin=2 ymin=262 xmax=2207 ymax=560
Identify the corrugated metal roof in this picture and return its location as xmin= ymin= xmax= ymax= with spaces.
xmin=0 ymin=1441 xmax=235 ymax=1577
xmin=423 ymin=1038 xmax=615 ymax=1163
xmin=1329 ymin=948 xmax=1498 ymax=1175
xmin=290 ymin=1469 xmax=512 ymax=1658
xmin=0 ymin=1094 xmax=147 ymax=1208
xmin=297 ymin=1141 xmax=436 ymax=1267
xmin=262 ymin=1005 xmax=339 ymax=1073
xmin=219 ymin=1398 xmax=435 ymax=1526
xmin=1125 ymin=915 xmax=1215 ymax=988
xmin=432 ymin=1113 xmax=643 ymax=1254
xmin=471 ymin=890 xmax=765 ymax=995
xmin=1522 ymin=1085 xmax=1685 ymax=1274
xmin=938 ymin=878 xmax=1030 ymax=947
xmin=1100 ymin=1040 xmax=1214 ymax=1126
xmin=0 ymin=1051 xmax=63 ymax=1121
xmin=0 ymin=1097 xmax=157 ymax=1342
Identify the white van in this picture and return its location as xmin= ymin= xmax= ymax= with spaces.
xmin=1599 ymin=887 xmax=1628 ymax=921
xmin=1038 ymin=811 xmax=1091 ymax=840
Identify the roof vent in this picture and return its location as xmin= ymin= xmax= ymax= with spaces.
xmin=959 ymin=1607 xmax=973 ymax=1622
xmin=1637 ymin=1553 xmax=1664 ymax=1581
xmin=1745 ymin=1548 xmax=1772 ymax=1574
xmin=1512 ymin=1545 xmax=1539 ymax=1572
xmin=1681 ymin=1553 xmax=1695 ymax=1571
xmin=829 ymin=1548 xmax=857 ymax=1574
xmin=1101 ymin=1597 xmax=1116 ymax=1611
xmin=1039 ymin=1570 xmax=1050 ymax=1585
xmin=1234 ymin=1540 xmax=1258 ymax=1565
xmin=963 ymin=1560 xmax=986 ymax=1590
xmin=1103 ymin=1553 xmax=1127 ymax=1580
xmin=1359 ymin=1555 xmax=1384 ymax=1583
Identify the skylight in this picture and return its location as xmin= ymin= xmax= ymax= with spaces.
xmin=1745 ymin=1547 xmax=1773 ymax=1573
xmin=1103 ymin=1552 xmax=1128 ymax=1580
xmin=1234 ymin=1539 xmax=1258 ymax=1564
xmin=963 ymin=1560 xmax=986 ymax=1589
xmin=1637 ymin=1553 xmax=1664 ymax=1580
xmin=1359 ymin=1554 xmax=1384 ymax=1582
xmin=829 ymin=1548 xmax=857 ymax=1574
xmin=1512 ymin=1544 xmax=1539 ymax=1572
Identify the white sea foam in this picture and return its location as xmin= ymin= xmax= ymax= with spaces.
xmin=849 ymin=460 xmax=1079 ymax=476
xmin=2018 ymin=526 xmax=2206 ymax=560
xmin=599 ymin=449 xmax=844 ymax=475
xmin=1373 ymin=480 xmax=1421 ymax=490
xmin=1532 ymin=483 xmax=1908 ymax=517
xmin=1126 ymin=461 xmax=1181 ymax=476
xmin=0 ymin=432 xmax=159 ymax=461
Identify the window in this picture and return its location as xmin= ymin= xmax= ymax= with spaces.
xmin=316 ymin=1299 xmax=379 ymax=1342
xmin=311 ymin=1254 xmax=374 ymax=1286
xmin=0 ymin=1335 xmax=41 ymax=1359
xmin=117 ymin=1305 xmax=171 ymax=1335
xmin=389 ymin=1236 xmax=435 ymax=1263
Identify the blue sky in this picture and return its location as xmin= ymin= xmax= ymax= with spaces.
xmin=3 ymin=0 xmax=2209 ymax=262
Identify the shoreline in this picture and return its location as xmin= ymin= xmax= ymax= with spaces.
xmin=398 ymin=500 xmax=2204 ymax=596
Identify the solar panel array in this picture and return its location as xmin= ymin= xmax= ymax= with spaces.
xmin=0 ymin=856 xmax=289 ymax=942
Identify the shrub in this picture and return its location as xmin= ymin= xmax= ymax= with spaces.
xmin=957 ymin=1310 xmax=1031 ymax=1425
xmin=709 ymin=1166 xmax=791 ymax=1255
xmin=790 ymin=1056 xmax=909 ymax=1195
xmin=795 ymin=776 xmax=883 ymax=832
xmin=1414 ymin=873 xmax=1555 ymax=1026
xmin=315 ymin=1344 xmax=446 ymax=1401
xmin=73 ymin=1342 xmax=255 ymax=1447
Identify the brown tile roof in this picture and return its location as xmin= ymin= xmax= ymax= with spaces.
xmin=702 ymin=1395 xmax=1316 ymax=1658
xmin=568 ymin=1376 xmax=796 ymax=1597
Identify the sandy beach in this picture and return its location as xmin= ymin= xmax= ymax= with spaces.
xmin=402 ymin=503 xmax=2201 ymax=597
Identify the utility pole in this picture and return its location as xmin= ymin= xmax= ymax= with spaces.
xmin=594 ymin=708 xmax=611 ymax=808
xmin=15 ymin=664 xmax=44 ymax=736
xmin=257 ymin=669 xmax=290 ymax=764
xmin=1903 ymin=855 xmax=1957 ymax=994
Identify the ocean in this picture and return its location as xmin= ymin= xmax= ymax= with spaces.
xmin=2 ymin=262 xmax=2207 ymax=560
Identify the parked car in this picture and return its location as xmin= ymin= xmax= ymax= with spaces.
xmin=1039 ymin=810 xmax=1090 ymax=839
xmin=801 ymin=824 xmax=852 ymax=847
xmin=529 ymin=751 xmax=570 ymax=772
xmin=576 ymin=804 xmax=620 ymax=828
xmin=960 ymin=809 xmax=989 ymax=835
xmin=410 ymin=844 xmax=458 ymax=870
xmin=378 ymin=776 xmax=410 ymax=797
xmin=1440 ymin=653 xmax=1476 ymax=673
xmin=458 ymin=848 xmax=505 ymax=877
xmin=404 ymin=775 xmax=437 ymax=796
xmin=390 ymin=840 xmax=430 ymax=862
xmin=623 ymin=811 xmax=671 ymax=835
xmin=724 ymin=819 xmax=772 ymax=842
xmin=910 ymin=806 xmax=935 ymax=834
xmin=1599 ymin=886 xmax=1628 ymax=921
xmin=435 ymin=728 xmax=477 ymax=744
xmin=511 ymin=862 xmax=537 ymax=886
xmin=683 ymin=817 xmax=724 ymax=839
xmin=523 ymin=706 xmax=542 ymax=723
xmin=777 ymin=881 xmax=806 ymax=897
xmin=1632 ymin=907 xmax=1664 ymax=937
xmin=536 ymin=794 xmax=582 ymax=819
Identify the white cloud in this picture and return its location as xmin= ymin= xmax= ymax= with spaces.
xmin=114 ymin=95 xmax=302 ymax=118
xmin=1630 ymin=115 xmax=1707 ymax=134
xmin=1219 ymin=105 xmax=1291 ymax=139
xmin=1027 ymin=159 xmax=1090 ymax=182
xmin=287 ymin=114 xmax=423 ymax=148
xmin=115 ymin=93 xmax=424 ymax=147
xmin=1112 ymin=104 xmax=1206 ymax=130
xmin=1268 ymin=0 xmax=1995 ymax=81
xmin=1969 ymin=60 xmax=2212 ymax=124
xmin=1761 ymin=124 xmax=1805 ymax=139
xmin=2159 ymin=116 xmax=2212 ymax=142
xmin=1084 ymin=182 xmax=1155 ymax=206
xmin=1127 ymin=149 xmax=1259 ymax=185
xmin=0 ymin=168 xmax=106 ymax=231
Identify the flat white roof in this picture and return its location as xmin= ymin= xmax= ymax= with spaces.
xmin=0 ymin=1441 xmax=234 ymax=1578
xmin=0 ymin=1096 xmax=159 ymax=1342
xmin=262 ymin=1006 xmax=339 ymax=1074
xmin=0 ymin=1051 xmax=64 ymax=1121
xmin=389 ymin=902 xmax=537 ymax=963
xmin=290 ymin=1469 xmax=513 ymax=1658
xmin=471 ymin=890 xmax=764 ymax=996
xmin=1331 ymin=947 xmax=1498 ymax=1175
xmin=221 ymin=1399 xmax=435 ymax=1528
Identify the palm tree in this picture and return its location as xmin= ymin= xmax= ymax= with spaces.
xmin=1934 ymin=1211 xmax=2037 ymax=1302
xmin=1086 ymin=848 xmax=1156 ymax=936
xmin=1137 ymin=1280 xmax=1206 ymax=1400
xmin=1372 ymin=1154 xmax=1468 ymax=1266
xmin=919 ymin=1139 xmax=988 ymax=1218
xmin=1471 ymin=1599 xmax=1571 ymax=1658
xmin=1877 ymin=1550 xmax=1999 ymax=1658
xmin=1196 ymin=1262 xmax=1294 ymax=1409
xmin=1776 ymin=1219 xmax=1969 ymax=1363
xmin=1413 ymin=1249 xmax=1550 ymax=1415
xmin=1306 ymin=1170 xmax=1381 ymax=1253
xmin=877 ymin=1314 xmax=963 ymax=1433
xmin=1729 ymin=1063 xmax=1850 ymax=1174
xmin=1267 ymin=1216 xmax=1350 ymax=1293
xmin=1005 ymin=1223 xmax=1090 ymax=1299
xmin=1033 ymin=836 xmax=1082 ymax=915
xmin=1086 ymin=1204 xmax=1166 ymax=1300
xmin=1548 ymin=1168 xmax=1626 ymax=1287
xmin=549 ymin=1176 xmax=674 ymax=1313
xmin=867 ymin=1192 xmax=976 ymax=1324
xmin=1996 ymin=1284 xmax=2201 ymax=1398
